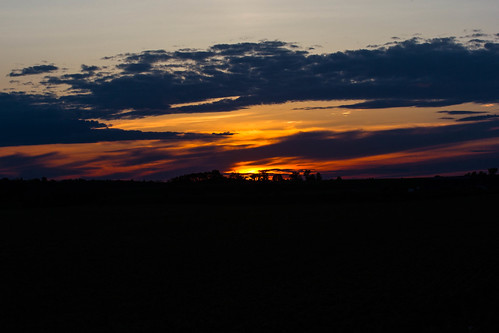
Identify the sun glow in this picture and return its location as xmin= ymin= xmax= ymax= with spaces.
xmin=2 ymin=100 xmax=498 ymax=180
xmin=105 ymin=99 xmax=471 ymax=136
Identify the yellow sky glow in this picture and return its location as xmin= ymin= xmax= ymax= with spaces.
xmin=2 ymin=101 xmax=498 ymax=179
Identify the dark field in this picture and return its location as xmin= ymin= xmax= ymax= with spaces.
xmin=2 ymin=177 xmax=499 ymax=332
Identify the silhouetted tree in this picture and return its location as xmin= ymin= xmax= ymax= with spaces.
xmin=304 ymin=170 xmax=316 ymax=182
xmin=316 ymin=172 xmax=322 ymax=181
xmin=169 ymin=169 xmax=225 ymax=183
xmin=229 ymin=172 xmax=244 ymax=181
xmin=272 ymin=174 xmax=284 ymax=182
xmin=488 ymin=168 xmax=498 ymax=176
xmin=289 ymin=171 xmax=302 ymax=182
xmin=210 ymin=170 xmax=224 ymax=181
xmin=258 ymin=170 xmax=269 ymax=182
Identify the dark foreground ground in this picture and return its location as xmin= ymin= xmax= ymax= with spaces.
xmin=2 ymin=176 xmax=499 ymax=332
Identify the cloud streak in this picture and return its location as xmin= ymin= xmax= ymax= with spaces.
xmin=3 ymin=117 xmax=499 ymax=180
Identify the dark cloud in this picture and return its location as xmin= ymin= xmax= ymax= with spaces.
xmin=212 ymin=132 xmax=235 ymax=136
xmin=229 ymin=119 xmax=499 ymax=162
xmin=121 ymin=49 xmax=170 ymax=64
xmin=293 ymin=106 xmax=337 ymax=111
xmin=4 ymin=117 xmax=499 ymax=180
xmin=136 ymin=118 xmax=499 ymax=179
xmin=9 ymin=64 xmax=59 ymax=77
xmin=329 ymin=150 xmax=499 ymax=178
xmin=172 ymin=98 xmax=252 ymax=114
xmin=456 ymin=114 xmax=499 ymax=122
xmin=436 ymin=110 xmax=498 ymax=122
xmin=4 ymin=35 xmax=499 ymax=166
xmin=463 ymin=32 xmax=489 ymax=38
xmin=339 ymin=99 xmax=466 ymax=109
xmin=22 ymin=37 xmax=497 ymax=119
xmin=437 ymin=111 xmax=487 ymax=115
xmin=0 ymin=153 xmax=86 ymax=179
xmin=0 ymin=93 xmax=221 ymax=146
xmin=81 ymin=64 xmax=100 ymax=72
xmin=116 ymin=62 xmax=153 ymax=73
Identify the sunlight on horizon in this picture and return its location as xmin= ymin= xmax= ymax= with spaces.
xmin=1 ymin=100 xmax=498 ymax=180
xmin=106 ymin=99 xmax=482 ymax=134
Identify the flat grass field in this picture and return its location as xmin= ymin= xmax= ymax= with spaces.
xmin=2 ymin=177 xmax=499 ymax=332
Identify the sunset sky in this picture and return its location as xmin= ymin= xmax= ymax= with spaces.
xmin=2 ymin=0 xmax=499 ymax=179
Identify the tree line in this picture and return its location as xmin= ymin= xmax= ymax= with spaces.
xmin=168 ymin=169 xmax=329 ymax=184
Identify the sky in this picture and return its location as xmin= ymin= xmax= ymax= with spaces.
xmin=1 ymin=0 xmax=499 ymax=179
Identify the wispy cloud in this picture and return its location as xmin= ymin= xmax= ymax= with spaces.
xmin=3 ymin=118 xmax=499 ymax=180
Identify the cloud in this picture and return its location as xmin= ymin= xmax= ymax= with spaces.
xmin=456 ymin=114 xmax=499 ymax=122
xmin=436 ymin=110 xmax=499 ymax=122
xmin=437 ymin=111 xmax=487 ymax=115
xmin=4 ymin=117 xmax=499 ymax=180
xmin=292 ymin=106 xmax=337 ymax=111
xmin=120 ymin=49 xmax=171 ymax=64
xmin=4 ymin=35 xmax=499 ymax=151
xmin=81 ymin=64 xmax=100 ymax=72
xmin=138 ymin=118 xmax=499 ymax=178
xmin=9 ymin=64 xmax=59 ymax=77
xmin=229 ymin=120 xmax=499 ymax=162
xmin=330 ymin=150 xmax=499 ymax=178
xmin=17 ymin=36 xmax=496 ymax=120
xmin=0 ymin=93 xmax=225 ymax=146
xmin=0 ymin=152 xmax=85 ymax=179
xmin=116 ymin=62 xmax=153 ymax=73
xmin=339 ymin=99 xmax=466 ymax=109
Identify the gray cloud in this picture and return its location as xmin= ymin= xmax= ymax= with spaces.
xmin=116 ymin=62 xmax=153 ymax=73
xmin=3 ymin=36 xmax=499 ymax=178
xmin=226 ymin=120 xmax=499 ymax=162
xmin=0 ymin=93 xmax=227 ymax=147
xmin=437 ymin=111 xmax=487 ymax=115
xmin=437 ymin=110 xmax=499 ymax=122
xmin=122 ymin=118 xmax=499 ymax=179
xmin=4 ymin=117 xmax=499 ymax=180
xmin=340 ymin=99 xmax=466 ymax=109
xmin=9 ymin=64 xmax=59 ymax=77
xmin=456 ymin=114 xmax=499 ymax=122
xmin=0 ymin=152 xmax=86 ymax=179
xmin=81 ymin=64 xmax=100 ymax=72
xmin=23 ymin=37 xmax=496 ymax=120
